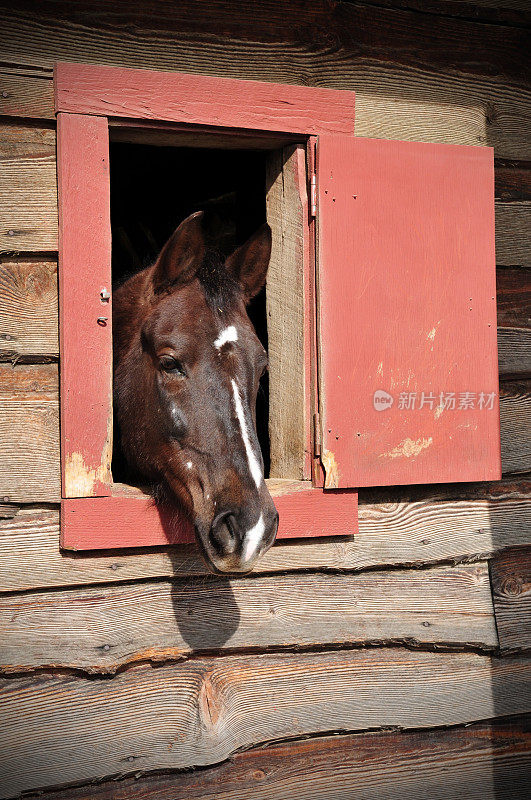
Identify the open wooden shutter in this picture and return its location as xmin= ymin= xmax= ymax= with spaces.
xmin=317 ymin=136 xmax=500 ymax=488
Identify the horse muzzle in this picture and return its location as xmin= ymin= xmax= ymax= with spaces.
xmin=201 ymin=501 xmax=278 ymax=574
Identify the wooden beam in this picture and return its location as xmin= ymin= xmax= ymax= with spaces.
xmin=490 ymin=546 xmax=530 ymax=651
xmin=37 ymin=716 xmax=531 ymax=800
xmin=1 ymin=649 xmax=529 ymax=796
xmin=0 ymin=480 xmax=529 ymax=591
xmin=0 ymin=563 xmax=497 ymax=674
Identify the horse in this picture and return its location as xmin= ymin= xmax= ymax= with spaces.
xmin=113 ymin=211 xmax=279 ymax=574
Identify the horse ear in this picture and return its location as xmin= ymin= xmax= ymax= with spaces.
xmin=225 ymin=223 xmax=272 ymax=302
xmin=152 ymin=211 xmax=205 ymax=292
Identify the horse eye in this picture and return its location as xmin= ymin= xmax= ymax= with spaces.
xmin=159 ymin=356 xmax=185 ymax=376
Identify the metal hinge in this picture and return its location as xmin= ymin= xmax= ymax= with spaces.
xmin=313 ymin=412 xmax=321 ymax=456
xmin=310 ymin=171 xmax=317 ymax=217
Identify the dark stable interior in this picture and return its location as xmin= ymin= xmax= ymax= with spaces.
xmin=109 ymin=142 xmax=270 ymax=485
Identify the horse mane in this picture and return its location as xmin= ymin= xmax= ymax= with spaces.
xmin=195 ymin=247 xmax=241 ymax=310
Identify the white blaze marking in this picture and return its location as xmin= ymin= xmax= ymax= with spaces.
xmin=186 ymin=461 xmax=193 ymax=470
xmin=214 ymin=325 xmax=238 ymax=350
xmin=242 ymin=514 xmax=265 ymax=562
xmin=231 ymin=378 xmax=263 ymax=489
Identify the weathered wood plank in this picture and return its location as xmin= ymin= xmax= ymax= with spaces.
xmin=266 ymin=145 xmax=309 ymax=479
xmin=369 ymin=1 xmax=530 ymax=27
xmin=0 ymin=363 xmax=60 ymax=502
xmin=490 ymin=546 xmax=531 ymax=651
xmin=0 ymin=70 xmax=54 ymax=119
xmin=495 ymin=161 xmax=531 ymax=202
xmin=39 ymin=716 xmax=531 ymax=800
xmin=496 ymin=203 xmax=531 ymax=267
xmin=2 ymin=1 xmax=526 ymax=86
xmin=0 ymin=649 xmax=529 ymax=796
xmin=0 ymin=4 xmax=529 ymax=158
xmin=497 ymin=327 xmax=531 ymax=379
xmin=0 ymin=563 xmax=497 ymax=674
xmin=499 ymin=380 xmax=531 ymax=475
xmin=496 ymin=267 xmax=530 ymax=329
xmin=0 ymin=480 xmax=529 ymax=591
xmin=0 ymin=137 xmax=57 ymax=253
xmin=0 ymin=257 xmax=58 ymax=361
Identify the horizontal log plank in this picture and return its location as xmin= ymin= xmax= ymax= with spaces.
xmin=0 ymin=257 xmax=58 ymax=360
xmin=0 ymin=142 xmax=57 ymax=253
xmin=495 ymin=203 xmax=531 ymax=267
xmin=496 ymin=267 xmax=530 ymax=329
xmin=0 ymin=480 xmax=529 ymax=591
xmin=499 ymin=380 xmax=531 ymax=475
xmin=490 ymin=546 xmax=531 ymax=651
xmin=0 ymin=70 xmax=54 ymax=119
xmin=40 ymin=716 xmax=531 ymax=800
xmin=0 ymin=363 xmax=60 ymax=502
xmin=367 ymin=1 xmax=530 ymax=27
xmin=0 ymin=563 xmax=497 ymax=674
xmin=495 ymin=161 xmax=531 ymax=202
xmin=0 ymin=649 xmax=529 ymax=796
xmin=0 ymin=4 xmax=530 ymax=158
xmin=497 ymin=327 xmax=531 ymax=379
xmin=2 ymin=1 xmax=527 ymax=86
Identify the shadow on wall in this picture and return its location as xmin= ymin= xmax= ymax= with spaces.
xmin=168 ymin=555 xmax=241 ymax=652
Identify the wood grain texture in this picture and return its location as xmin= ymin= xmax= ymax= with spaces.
xmin=266 ymin=145 xmax=309 ymax=479
xmin=318 ymin=136 xmax=500 ymax=488
xmin=57 ymin=112 xmax=113 ymax=498
xmin=490 ymin=546 xmax=531 ymax=651
xmin=0 ymin=257 xmax=58 ymax=361
xmin=496 ymin=267 xmax=530 ymax=329
xmin=0 ymin=70 xmax=54 ymax=119
xmin=55 ymin=62 xmax=356 ymax=135
xmin=0 ymin=135 xmax=57 ymax=253
xmin=60 ymin=484 xmax=358 ymax=550
xmin=497 ymin=328 xmax=531 ymax=379
xmin=3 ymin=1 xmax=527 ymax=85
xmin=0 ymin=363 xmax=59 ymax=502
xmin=0 ymin=3 xmax=529 ymax=157
xmin=0 ymin=480 xmax=529 ymax=591
xmin=496 ymin=203 xmax=531 ymax=267
xmin=36 ymin=716 xmax=531 ymax=800
xmin=0 ymin=649 xmax=529 ymax=796
xmin=0 ymin=563 xmax=497 ymax=674
xmin=499 ymin=380 xmax=531 ymax=475
xmin=495 ymin=161 xmax=531 ymax=202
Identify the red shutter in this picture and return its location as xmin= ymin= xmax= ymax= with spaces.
xmin=317 ymin=136 xmax=500 ymax=488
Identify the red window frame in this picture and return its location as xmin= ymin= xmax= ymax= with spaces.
xmin=55 ymin=61 xmax=358 ymax=550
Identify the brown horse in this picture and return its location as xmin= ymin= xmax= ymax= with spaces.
xmin=113 ymin=211 xmax=278 ymax=573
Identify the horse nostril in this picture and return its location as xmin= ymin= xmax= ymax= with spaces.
xmin=209 ymin=512 xmax=239 ymax=555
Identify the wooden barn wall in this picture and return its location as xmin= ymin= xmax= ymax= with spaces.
xmin=0 ymin=1 xmax=529 ymax=798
